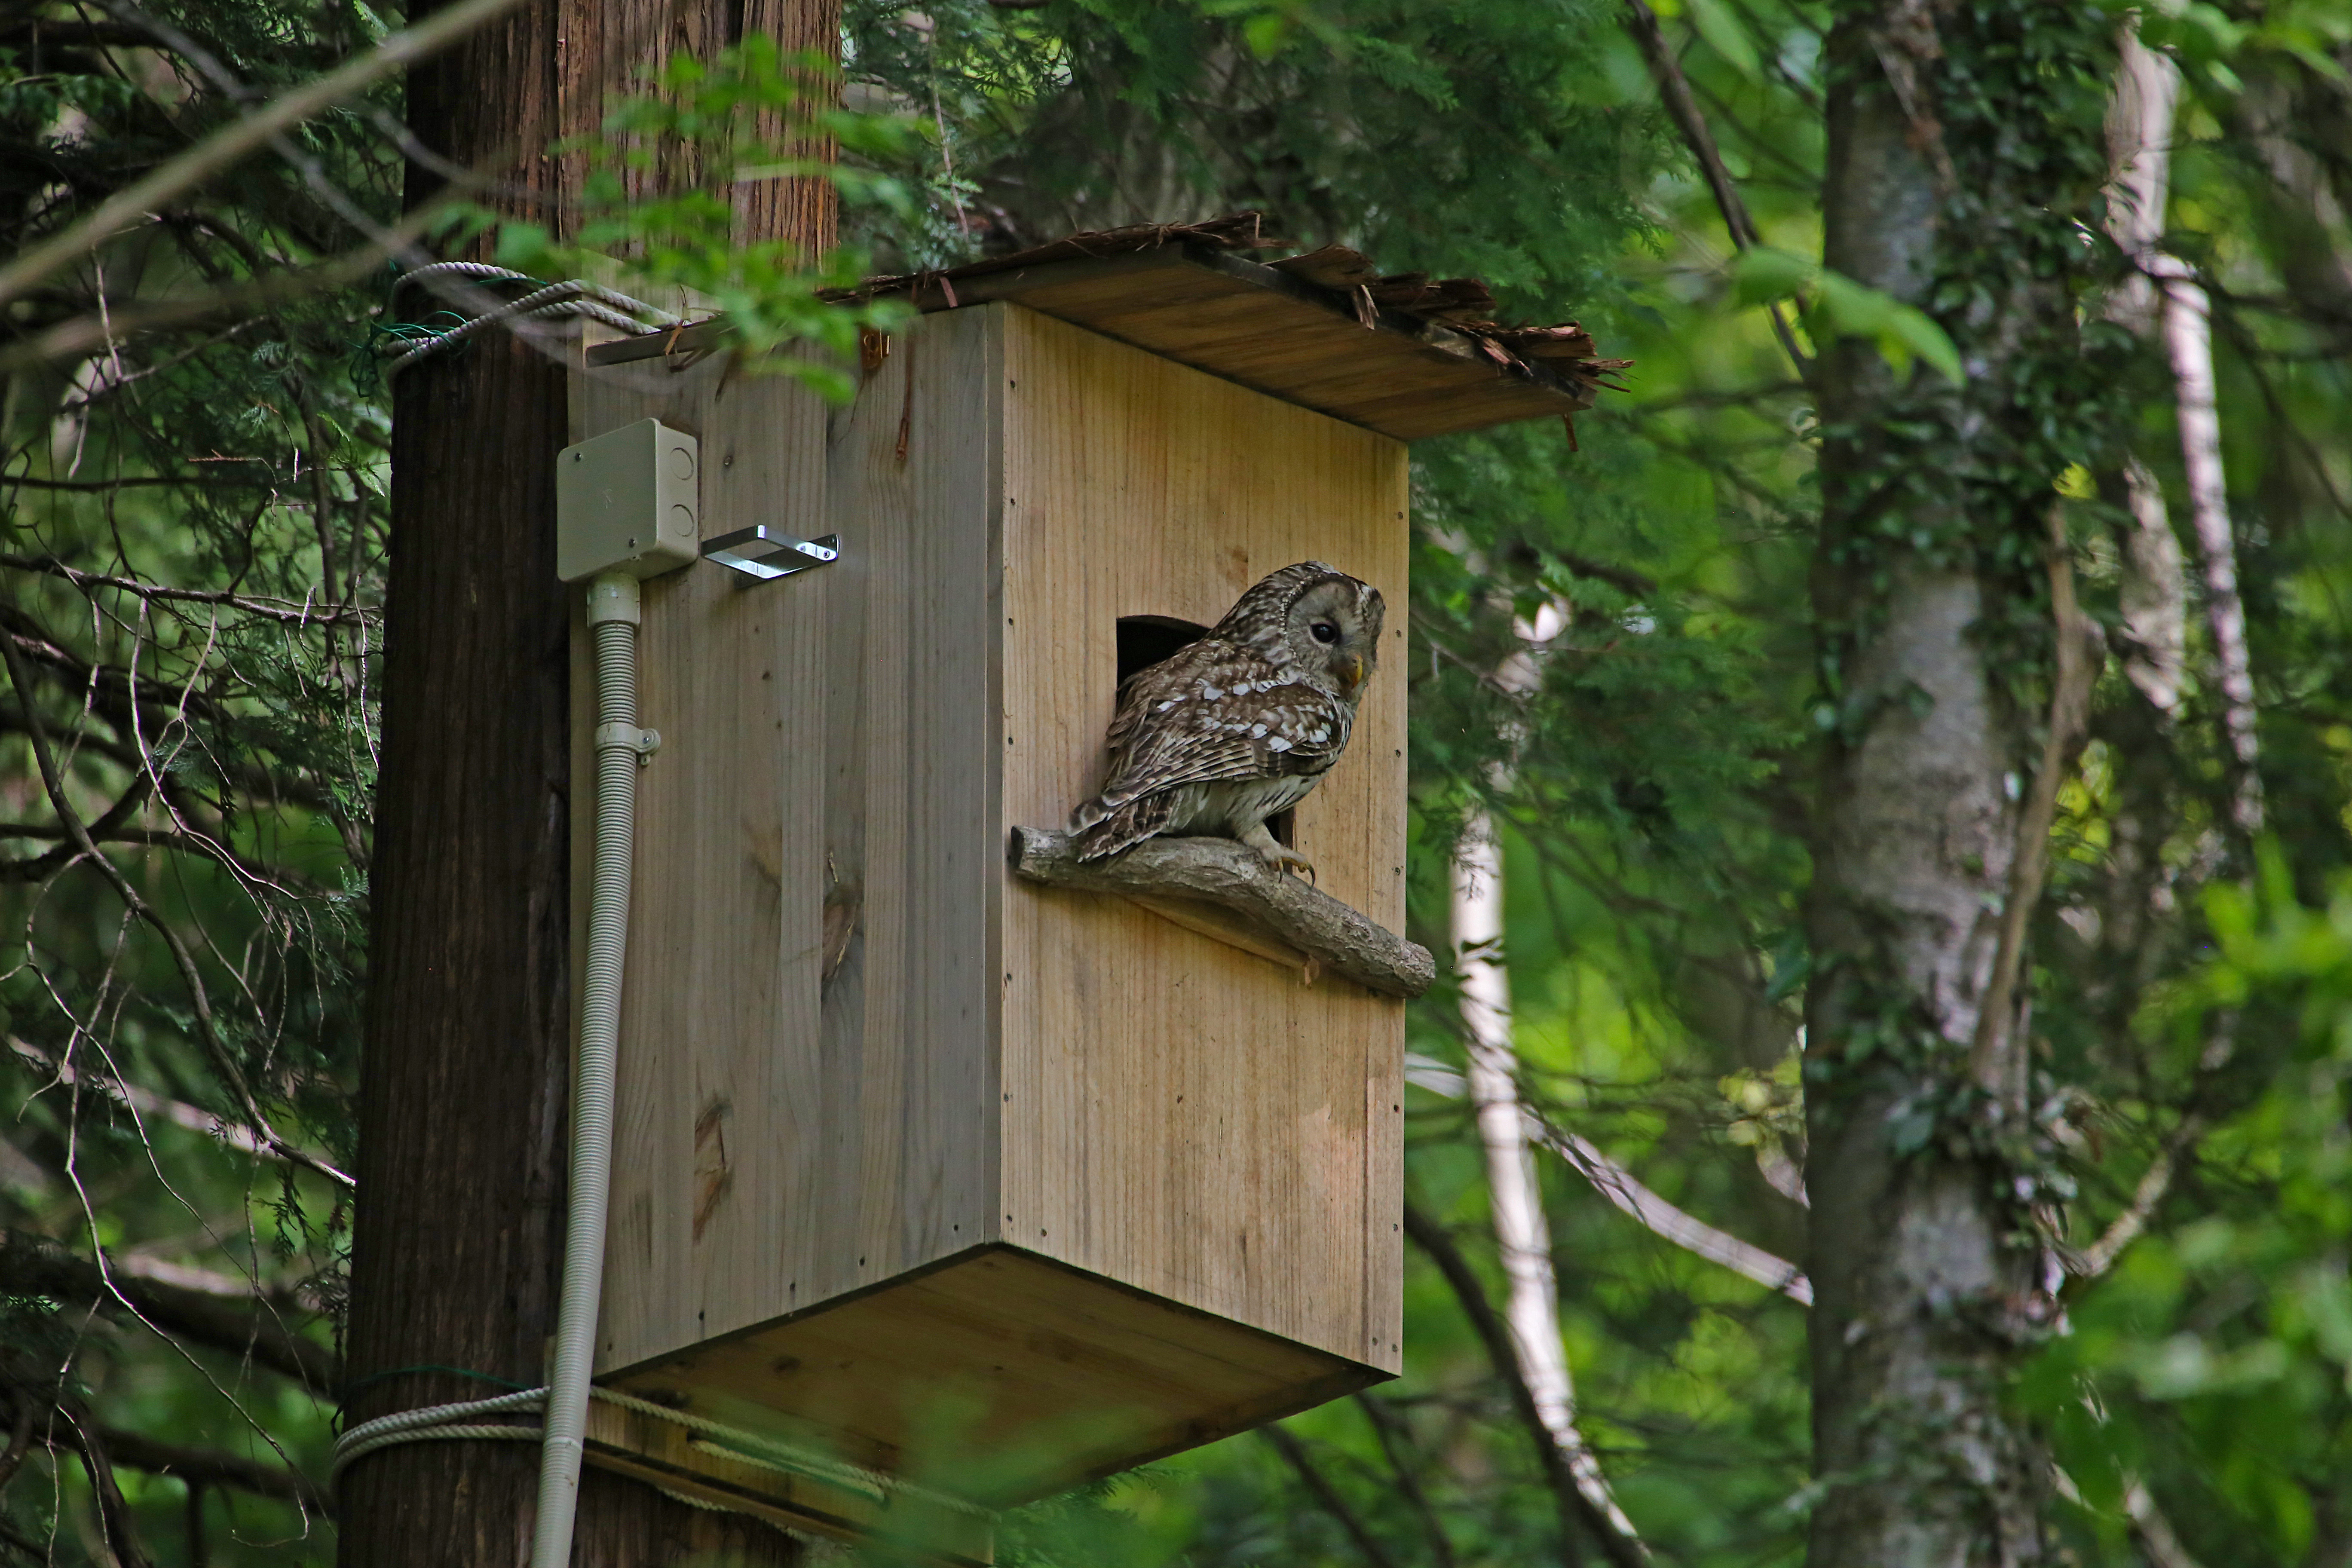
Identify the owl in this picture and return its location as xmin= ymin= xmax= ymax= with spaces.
xmin=1069 ymin=561 xmax=1386 ymax=879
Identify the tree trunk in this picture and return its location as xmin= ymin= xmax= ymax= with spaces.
xmin=1452 ymin=811 xmax=1641 ymax=1556
xmin=340 ymin=3 xmax=835 ymax=1563
xmin=1802 ymin=6 xmax=2107 ymax=1565
xmin=2105 ymin=23 xmax=2261 ymax=836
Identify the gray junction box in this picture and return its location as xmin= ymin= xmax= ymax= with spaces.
xmin=556 ymin=417 xmax=703 ymax=583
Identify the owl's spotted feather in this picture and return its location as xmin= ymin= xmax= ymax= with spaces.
xmin=1070 ymin=563 xmax=1384 ymax=874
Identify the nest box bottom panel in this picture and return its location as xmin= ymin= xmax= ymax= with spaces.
xmin=601 ymin=1244 xmax=1384 ymax=1504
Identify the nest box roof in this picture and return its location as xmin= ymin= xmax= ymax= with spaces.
xmin=587 ymin=213 xmax=1628 ymax=442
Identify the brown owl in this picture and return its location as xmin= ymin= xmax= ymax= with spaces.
xmin=1069 ymin=562 xmax=1386 ymax=879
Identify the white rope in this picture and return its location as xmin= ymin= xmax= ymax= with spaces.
xmin=331 ymin=1387 xmax=548 ymax=1479
xmin=392 ymin=262 xmax=680 ymax=327
xmin=377 ymin=265 xmax=684 ymax=378
xmin=329 ymin=1383 xmax=994 ymax=1522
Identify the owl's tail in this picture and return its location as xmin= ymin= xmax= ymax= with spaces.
xmin=1069 ymin=791 xmax=1175 ymax=861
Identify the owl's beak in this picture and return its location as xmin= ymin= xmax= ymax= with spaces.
xmin=1343 ymin=655 xmax=1366 ymax=690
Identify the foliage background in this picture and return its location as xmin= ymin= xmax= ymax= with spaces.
xmin=3 ymin=0 xmax=2352 ymax=1563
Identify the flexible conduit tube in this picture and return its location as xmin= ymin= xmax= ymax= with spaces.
xmin=530 ymin=570 xmax=643 ymax=1568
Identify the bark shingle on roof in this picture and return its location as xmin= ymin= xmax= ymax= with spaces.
xmin=589 ymin=211 xmax=1627 ymax=441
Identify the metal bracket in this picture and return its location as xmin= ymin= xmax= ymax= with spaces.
xmin=595 ymin=723 xmax=661 ymax=765
xmin=702 ymin=527 xmax=840 ymax=582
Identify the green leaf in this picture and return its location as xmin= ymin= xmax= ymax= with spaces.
xmin=1242 ymin=11 xmax=1294 ymax=58
xmin=1879 ymin=299 xmax=1964 ymax=384
xmin=492 ymin=222 xmax=554 ymax=275
xmin=1729 ymin=245 xmax=1815 ymax=306
xmin=1810 ymin=269 xmax=1963 ymax=384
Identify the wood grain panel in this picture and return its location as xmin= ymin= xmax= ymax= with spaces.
xmin=820 ymin=308 xmax=1005 ymax=1307
xmin=997 ymin=306 xmax=1407 ymax=1373
xmin=577 ymin=303 xmax=1405 ymax=1486
xmin=609 ymin=1245 xmax=1382 ymax=1505
xmin=578 ymin=316 xmax=1011 ymax=1378
xmin=686 ymin=368 xmax=831 ymax=1346
xmin=582 ymin=1399 xmax=997 ymax=1566
xmin=569 ymin=356 xmax=833 ymax=1369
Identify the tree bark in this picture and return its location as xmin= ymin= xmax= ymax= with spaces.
xmin=1803 ymin=7 xmax=2097 ymax=1566
xmin=2103 ymin=28 xmax=2188 ymax=722
xmin=2160 ymin=266 xmax=2263 ymax=836
xmin=340 ymin=2 xmax=835 ymax=1563
xmin=2106 ymin=23 xmax=2260 ymax=834
xmin=1452 ymin=812 xmax=1642 ymax=1559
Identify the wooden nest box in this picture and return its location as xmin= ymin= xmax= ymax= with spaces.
xmin=565 ymin=221 xmax=1614 ymax=1530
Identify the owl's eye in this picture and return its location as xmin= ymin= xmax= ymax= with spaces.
xmin=1310 ymin=621 xmax=1340 ymax=644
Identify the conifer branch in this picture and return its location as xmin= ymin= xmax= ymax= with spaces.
xmin=0 ymin=633 xmax=352 ymax=1189
xmin=99 ymin=1424 xmax=330 ymax=1514
xmin=0 ymin=0 xmax=525 ymax=310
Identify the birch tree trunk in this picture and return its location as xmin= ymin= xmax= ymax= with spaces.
xmin=1451 ymin=813 xmax=1642 ymax=1553
xmin=2160 ymin=266 xmax=2263 ymax=834
xmin=2107 ymin=24 xmax=2262 ymax=832
xmin=2104 ymin=30 xmax=2187 ymax=720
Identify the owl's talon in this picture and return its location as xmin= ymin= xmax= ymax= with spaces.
xmin=1240 ymin=824 xmax=1317 ymax=883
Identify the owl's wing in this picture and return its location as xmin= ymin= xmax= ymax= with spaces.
xmin=1095 ymin=651 xmax=1351 ymax=809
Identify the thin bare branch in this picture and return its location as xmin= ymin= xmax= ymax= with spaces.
xmin=10 ymin=1037 xmax=285 ymax=1165
xmin=3 ymin=474 xmax=251 ymax=492
xmin=1354 ymin=1394 xmax=1457 ymax=1568
xmin=0 ymin=773 xmax=150 ymax=884
xmin=99 ymin=1424 xmax=330 ymax=1515
xmin=1261 ymin=1425 xmax=1405 ymax=1568
xmin=2076 ymin=1114 xmax=2205 ymax=1279
xmin=0 ymin=0 xmax=525 ymax=309
xmin=0 ymin=822 xmax=333 ymax=899
xmin=0 ymin=1395 xmax=33 ymax=1495
xmin=0 ymin=1229 xmax=339 ymax=1389
xmin=1542 ymin=1125 xmax=1815 ymax=1306
xmin=1403 ymin=1201 xmax=1643 ymax=1568
xmin=0 ymin=637 xmax=348 ymax=824
xmin=0 ymin=197 xmax=451 ymax=374
xmin=2125 ymin=1478 xmax=2208 ymax=1568
xmin=1620 ymin=0 xmax=1812 ymax=381
xmin=1971 ymin=515 xmax=2099 ymax=1103
xmin=0 ymin=630 xmax=352 ymax=1188
xmin=58 ymin=1405 xmax=155 ymax=1568
xmin=1 ymin=555 xmax=374 ymax=628
xmin=1406 ymin=1056 xmax=1814 ymax=1305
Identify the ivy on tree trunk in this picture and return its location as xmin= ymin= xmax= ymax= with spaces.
xmin=1803 ymin=5 xmax=2126 ymax=1566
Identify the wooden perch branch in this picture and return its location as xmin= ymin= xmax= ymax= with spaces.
xmin=1007 ymin=828 xmax=1435 ymax=998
